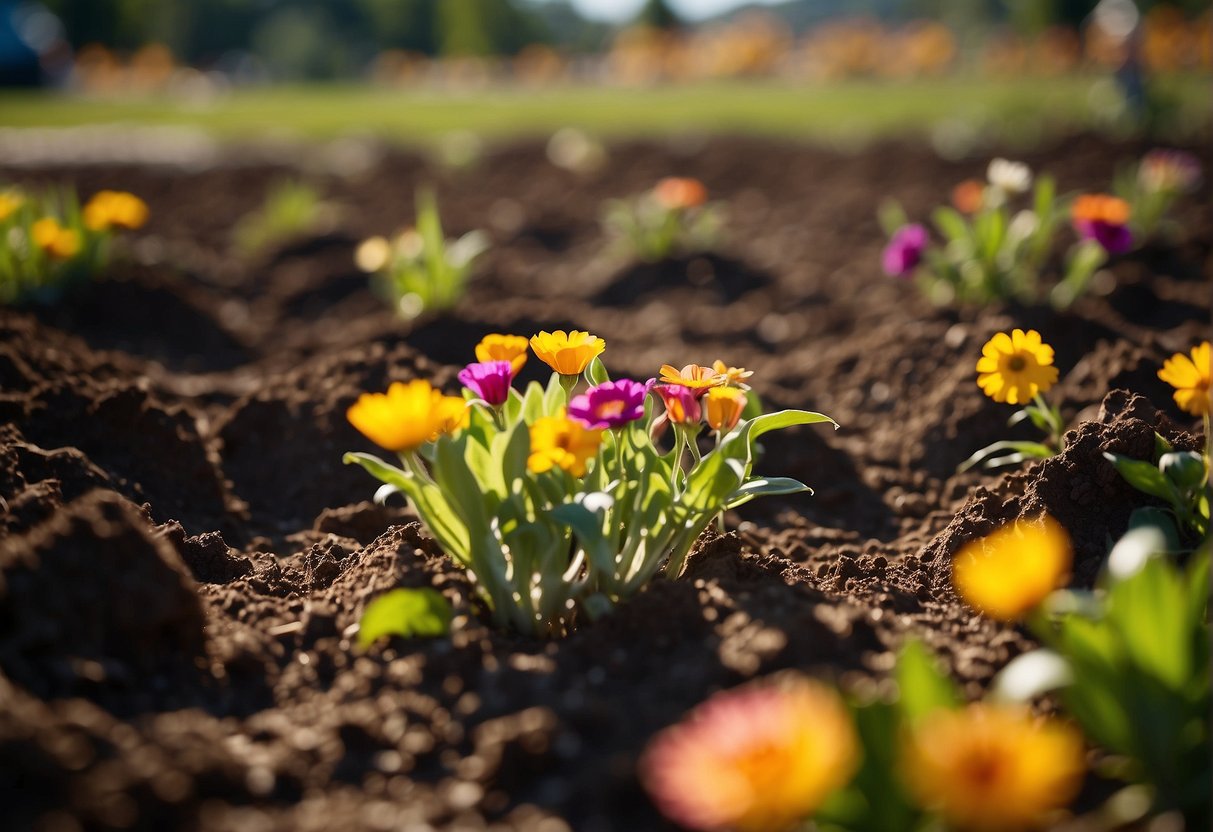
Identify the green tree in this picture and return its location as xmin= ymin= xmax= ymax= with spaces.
xmin=636 ymin=0 xmax=681 ymax=29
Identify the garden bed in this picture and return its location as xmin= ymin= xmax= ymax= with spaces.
xmin=0 ymin=133 xmax=1209 ymax=831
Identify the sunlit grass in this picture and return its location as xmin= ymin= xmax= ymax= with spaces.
xmin=0 ymin=75 xmax=1206 ymax=146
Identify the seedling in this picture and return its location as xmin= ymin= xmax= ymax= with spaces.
xmin=602 ymin=177 xmax=724 ymax=262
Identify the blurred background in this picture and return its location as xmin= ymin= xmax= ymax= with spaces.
xmin=0 ymin=0 xmax=1208 ymax=149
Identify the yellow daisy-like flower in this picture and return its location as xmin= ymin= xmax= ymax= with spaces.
xmin=530 ymin=330 xmax=605 ymax=376
xmin=659 ymin=363 xmax=723 ymax=392
xmin=1157 ymin=341 xmax=1210 ymax=417
xmin=347 ymin=380 xmax=466 ymax=453
xmin=976 ymin=329 xmax=1059 ymax=405
xmin=712 ymin=360 xmax=753 ymax=388
xmin=476 ymin=333 xmax=530 ymax=376
xmin=0 ymin=189 xmax=24 ymax=222
xmin=953 ymin=515 xmax=1071 ymax=622
xmin=901 ymin=703 xmax=1085 ymax=832
xmin=83 ymin=190 xmax=149 ymax=231
xmin=528 ymin=413 xmax=603 ymax=477
xmin=31 ymin=217 xmax=81 ymax=260
xmin=705 ymin=386 xmax=747 ymax=433
xmin=642 ymin=675 xmax=858 ymax=832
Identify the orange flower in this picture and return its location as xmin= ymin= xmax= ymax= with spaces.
xmin=712 ymin=360 xmax=753 ymax=388
xmin=705 ymin=386 xmax=747 ymax=433
xmin=952 ymin=179 xmax=985 ymax=214
xmin=653 ymin=177 xmax=708 ymax=211
xmin=347 ymin=380 xmax=467 ymax=453
xmin=1157 ymin=341 xmax=1210 ymax=417
xmin=530 ymin=330 xmax=605 ymax=376
xmin=1070 ymin=194 xmax=1130 ymax=226
xmin=953 ymin=516 xmax=1072 ymax=621
xmin=659 ymin=363 xmax=722 ymax=393
xmin=642 ymin=676 xmax=858 ymax=832
xmin=83 ymin=190 xmax=148 ymax=231
xmin=475 ymin=333 xmax=529 ymax=376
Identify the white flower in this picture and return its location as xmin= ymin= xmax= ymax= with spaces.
xmin=354 ymin=236 xmax=391 ymax=273
xmin=987 ymin=158 xmax=1033 ymax=194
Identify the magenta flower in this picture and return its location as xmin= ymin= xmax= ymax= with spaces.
xmin=1074 ymin=218 xmax=1133 ymax=255
xmin=569 ymin=379 xmax=647 ymax=430
xmin=882 ymin=223 xmax=928 ymax=278
xmin=458 ymin=360 xmax=514 ymax=406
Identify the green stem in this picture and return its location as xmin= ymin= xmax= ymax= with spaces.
xmin=558 ymin=373 xmax=579 ymax=407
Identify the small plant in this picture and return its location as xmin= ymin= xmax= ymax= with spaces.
xmin=356 ymin=588 xmax=453 ymax=649
xmin=344 ymin=330 xmax=834 ymax=637
xmin=355 ymin=189 xmax=488 ymax=320
xmin=879 ymin=157 xmax=1109 ymax=309
xmin=1114 ymin=148 xmax=1202 ymax=241
xmin=0 ymin=185 xmax=147 ymax=305
xmin=233 ymin=178 xmax=330 ymax=255
xmin=960 ymin=328 xmax=1067 ymax=471
xmin=603 ymin=177 xmax=724 ymax=262
xmin=972 ymin=521 xmax=1211 ymax=829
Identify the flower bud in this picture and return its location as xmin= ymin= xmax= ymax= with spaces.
xmin=1160 ymin=451 xmax=1207 ymax=490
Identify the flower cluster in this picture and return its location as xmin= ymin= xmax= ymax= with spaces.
xmin=880 ymin=151 xmax=1196 ymax=308
xmin=0 ymin=185 xmax=147 ymax=305
xmin=355 ymin=188 xmax=489 ymax=320
xmin=602 ymin=176 xmax=724 ymax=262
xmin=345 ymin=329 xmax=834 ymax=636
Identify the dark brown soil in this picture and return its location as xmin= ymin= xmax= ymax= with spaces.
xmin=1 ymin=133 xmax=1209 ymax=831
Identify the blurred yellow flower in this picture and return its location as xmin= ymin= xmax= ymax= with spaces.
xmin=31 ymin=217 xmax=81 ymax=260
xmin=712 ymin=359 xmax=753 ymax=388
xmin=83 ymin=190 xmax=148 ymax=231
xmin=642 ymin=676 xmax=858 ymax=832
xmin=705 ymin=386 xmax=747 ymax=433
xmin=976 ymin=329 xmax=1058 ymax=405
xmin=528 ymin=413 xmax=602 ymax=477
xmin=530 ymin=330 xmax=605 ymax=376
xmin=476 ymin=333 xmax=530 ymax=376
xmin=659 ymin=363 xmax=722 ymax=392
xmin=354 ymin=235 xmax=391 ymax=272
xmin=1158 ymin=341 xmax=1210 ymax=417
xmin=901 ymin=703 xmax=1085 ymax=832
xmin=0 ymin=189 xmax=24 ymax=222
xmin=347 ymin=380 xmax=466 ymax=453
xmin=953 ymin=516 xmax=1071 ymax=622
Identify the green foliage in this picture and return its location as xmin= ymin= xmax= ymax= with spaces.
xmin=233 ymin=179 xmax=328 ymax=255
xmin=959 ymin=391 xmax=1065 ymax=472
xmin=1020 ymin=530 xmax=1211 ymax=827
xmin=360 ymin=190 xmax=489 ymax=320
xmin=346 ymin=360 xmax=834 ymax=637
xmin=0 ymin=186 xmax=115 ymax=306
xmin=1105 ymin=437 xmax=1210 ymax=542
xmin=602 ymin=185 xmax=724 ymax=263
xmin=357 ymin=587 xmax=453 ymax=648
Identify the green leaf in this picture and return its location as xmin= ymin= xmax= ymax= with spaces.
xmin=958 ymin=440 xmax=1053 ymax=472
xmin=551 ymin=501 xmax=616 ymax=577
xmin=584 ymin=356 xmax=609 ymax=387
xmin=724 ymin=476 xmax=810 ymax=509
xmin=895 ymin=639 xmax=960 ymax=723
xmin=931 ymin=206 xmax=969 ymax=244
xmin=877 ymin=199 xmax=909 ymax=237
xmin=1105 ymin=453 xmax=1174 ymax=501
xmin=357 ymin=588 xmax=452 ymax=649
xmin=1126 ymin=507 xmax=1182 ymax=553
xmin=1108 ymin=556 xmax=1191 ymax=690
xmin=744 ymin=409 xmax=837 ymax=446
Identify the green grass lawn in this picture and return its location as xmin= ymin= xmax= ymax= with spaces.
xmin=0 ymin=75 xmax=1206 ymax=146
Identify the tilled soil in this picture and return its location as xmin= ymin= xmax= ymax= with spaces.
xmin=0 ymin=133 xmax=1210 ymax=831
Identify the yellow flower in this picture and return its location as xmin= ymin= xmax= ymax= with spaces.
xmin=901 ymin=703 xmax=1085 ymax=832
xmin=528 ymin=413 xmax=602 ymax=477
xmin=31 ymin=217 xmax=81 ymax=260
xmin=347 ymin=380 xmax=466 ymax=453
xmin=705 ymin=386 xmax=747 ymax=433
xmin=83 ymin=190 xmax=148 ymax=231
xmin=953 ymin=516 xmax=1071 ymax=622
xmin=530 ymin=330 xmax=605 ymax=376
xmin=712 ymin=360 xmax=753 ymax=388
xmin=0 ymin=189 xmax=24 ymax=222
xmin=976 ymin=329 xmax=1059 ymax=405
xmin=1158 ymin=341 xmax=1210 ymax=417
xmin=659 ymin=363 xmax=723 ymax=392
xmin=641 ymin=676 xmax=858 ymax=832
xmin=476 ymin=333 xmax=530 ymax=376
xmin=354 ymin=236 xmax=391 ymax=272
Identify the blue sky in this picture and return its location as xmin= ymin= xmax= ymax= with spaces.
xmin=565 ymin=0 xmax=785 ymax=23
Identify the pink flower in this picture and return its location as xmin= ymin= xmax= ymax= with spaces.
xmin=882 ymin=223 xmax=928 ymax=278
xmin=653 ymin=384 xmax=701 ymax=425
xmin=458 ymin=360 xmax=514 ymax=406
xmin=568 ymin=379 xmax=647 ymax=430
